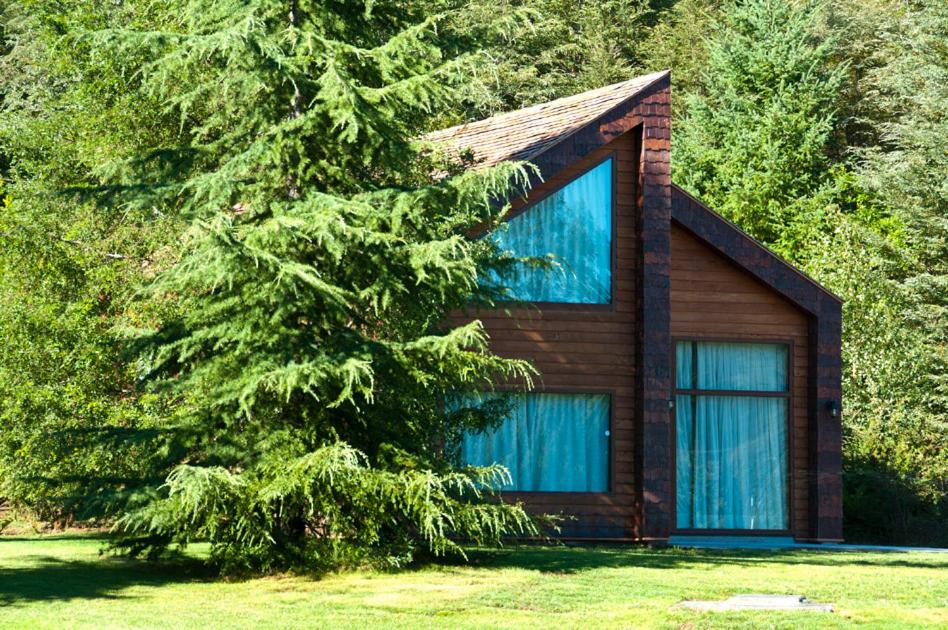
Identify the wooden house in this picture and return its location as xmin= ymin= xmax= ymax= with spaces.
xmin=429 ymin=70 xmax=843 ymax=544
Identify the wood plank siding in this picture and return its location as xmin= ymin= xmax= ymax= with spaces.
xmin=669 ymin=223 xmax=810 ymax=538
xmin=670 ymin=185 xmax=843 ymax=542
xmin=456 ymin=131 xmax=642 ymax=538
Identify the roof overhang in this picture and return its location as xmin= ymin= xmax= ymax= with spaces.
xmin=427 ymin=70 xmax=671 ymax=195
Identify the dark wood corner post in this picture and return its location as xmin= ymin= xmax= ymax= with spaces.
xmin=809 ymin=299 xmax=844 ymax=541
xmin=636 ymin=78 xmax=673 ymax=542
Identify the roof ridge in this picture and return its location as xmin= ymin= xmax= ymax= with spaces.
xmin=425 ymin=70 xmax=670 ymax=167
xmin=429 ymin=72 xmax=666 ymax=134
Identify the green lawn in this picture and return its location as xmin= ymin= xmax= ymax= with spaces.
xmin=1 ymin=535 xmax=946 ymax=629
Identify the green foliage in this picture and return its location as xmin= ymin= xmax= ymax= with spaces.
xmin=800 ymin=211 xmax=946 ymax=542
xmin=119 ymin=443 xmax=532 ymax=571
xmin=69 ymin=0 xmax=543 ymax=570
xmin=860 ymin=0 xmax=948 ymax=370
xmin=673 ymin=0 xmax=847 ymax=255
xmin=843 ymin=0 xmax=948 ymax=540
xmin=639 ymin=0 xmax=723 ymax=107
xmin=0 ymin=0 xmax=183 ymax=520
xmin=443 ymin=0 xmax=659 ymax=118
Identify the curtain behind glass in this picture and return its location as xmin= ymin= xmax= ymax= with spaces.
xmin=676 ymin=396 xmax=788 ymax=529
xmin=676 ymin=341 xmax=694 ymax=389
xmin=491 ymin=158 xmax=612 ymax=303
xmin=695 ymin=342 xmax=788 ymax=391
xmin=676 ymin=393 xmax=695 ymax=524
xmin=460 ymin=393 xmax=609 ymax=492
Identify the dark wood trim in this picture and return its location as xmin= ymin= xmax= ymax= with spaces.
xmin=513 ymin=536 xmax=641 ymax=543
xmin=669 ymin=337 xmax=794 ymax=534
xmin=808 ymin=313 xmax=843 ymax=542
xmin=633 ymin=76 xmax=673 ymax=542
xmin=496 ymin=302 xmax=617 ymax=314
xmin=674 ymin=528 xmax=794 ymax=537
xmin=674 ymin=389 xmax=790 ymax=398
xmin=670 ymin=185 xmax=843 ymax=542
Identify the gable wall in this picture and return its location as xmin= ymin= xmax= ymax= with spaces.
xmin=669 ymin=222 xmax=810 ymax=537
xmin=456 ymin=131 xmax=641 ymax=538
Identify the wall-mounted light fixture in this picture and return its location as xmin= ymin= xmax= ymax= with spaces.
xmin=668 ymin=398 xmax=675 ymax=410
xmin=826 ymin=400 xmax=839 ymax=418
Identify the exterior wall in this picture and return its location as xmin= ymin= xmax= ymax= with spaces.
xmin=669 ymin=222 xmax=810 ymax=538
xmin=445 ymin=74 xmax=843 ymax=542
xmin=458 ymin=131 xmax=641 ymax=538
xmin=669 ymin=185 xmax=843 ymax=541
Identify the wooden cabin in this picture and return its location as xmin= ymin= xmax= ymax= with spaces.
xmin=430 ymin=70 xmax=843 ymax=544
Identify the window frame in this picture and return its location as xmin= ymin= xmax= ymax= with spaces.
xmin=670 ymin=337 xmax=795 ymax=535
xmin=489 ymin=153 xmax=618 ymax=311
xmin=458 ymin=386 xmax=616 ymax=496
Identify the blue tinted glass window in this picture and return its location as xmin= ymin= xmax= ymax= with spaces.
xmin=675 ymin=341 xmax=789 ymax=530
xmin=459 ymin=393 xmax=610 ymax=492
xmin=492 ymin=158 xmax=612 ymax=303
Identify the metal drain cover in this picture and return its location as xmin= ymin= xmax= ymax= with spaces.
xmin=681 ymin=594 xmax=833 ymax=612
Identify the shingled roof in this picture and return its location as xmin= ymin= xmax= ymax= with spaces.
xmin=427 ymin=70 xmax=670 ymax=167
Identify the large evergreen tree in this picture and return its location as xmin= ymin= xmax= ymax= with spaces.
xmin=673 ymin=0 xmax=846 ymax=255
xmin=78 ymin=1 xmax=540 ymax=570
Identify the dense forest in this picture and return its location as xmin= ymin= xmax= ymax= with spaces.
xmin=0 ymin=0 xmax=944 ymax=569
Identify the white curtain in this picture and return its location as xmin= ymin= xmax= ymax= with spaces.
xmin=491 ymin=158 xmax=612 ymax=303
xmin=677 ymin=395 xmax=788 ymax=529
xmin=695 ymin=341 xmax=787 ymax=391
xmin=460 ymin=393 xmax=610 ymax=492
xmin=676 ymin=341 xmax=789 ymax=530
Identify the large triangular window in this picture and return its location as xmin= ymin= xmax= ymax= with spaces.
xmin=491 ymin=157 xmax=613 ymax=304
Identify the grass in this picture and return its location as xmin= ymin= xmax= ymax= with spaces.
xmin=1 ymin=535 xmax=946 ymax=629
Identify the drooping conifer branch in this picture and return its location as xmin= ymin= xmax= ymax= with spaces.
xmin=75 ymin=0 xmax=542 ymax=571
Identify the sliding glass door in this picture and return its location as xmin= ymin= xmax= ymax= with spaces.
xmin=674 ymin=341 xmax=790 ymax=531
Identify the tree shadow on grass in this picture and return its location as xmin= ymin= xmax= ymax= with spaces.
xmin=0 ymin=546 xmax=216 ymax=606
xmin=461 ymin=544 xmax=948 ymax=574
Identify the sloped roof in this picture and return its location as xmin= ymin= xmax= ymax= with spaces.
xmin=671 ymin=184 xmax=843 ymax=306
xmin=427 ymin=70 xmax=670 ymax=167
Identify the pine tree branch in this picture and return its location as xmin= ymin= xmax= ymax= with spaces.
xmin=50 ymin=233 xmax=151 ymax=262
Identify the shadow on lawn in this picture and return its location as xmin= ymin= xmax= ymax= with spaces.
xmin=3 ymin=536 xmax=943 ymax=606
xmin=463 ymin=545 xmax=948 ymax=574
xmin=0 ymin=547 xmax=214 ymax=606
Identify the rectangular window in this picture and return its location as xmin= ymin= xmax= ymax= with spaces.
xmin=675 ymin=341 xmax=789 ymax=530
xmin=489 ymin=158 xmax=613 ymax=304
xmin=459 ymin=392 xmax=610 ymax=492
